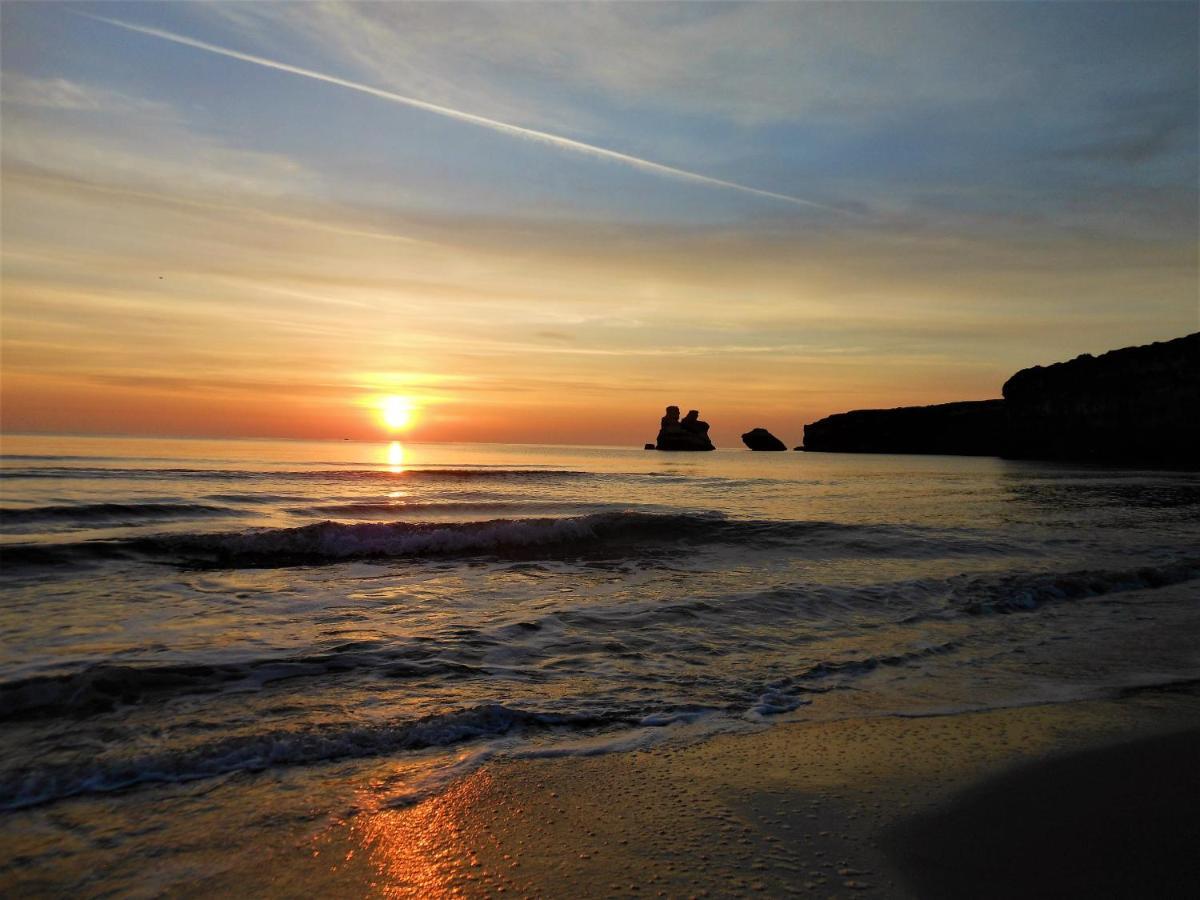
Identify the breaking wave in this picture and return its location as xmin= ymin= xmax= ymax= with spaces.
xmin=0 ymin=511 xmax=1019 ymax=572
xmin=0 ymin=641 xmax=968 ymax=809
xmin=140 ymin=511 xmax=741 ymax=566
xmin=0 ymin=703 xmax=635 ymax=810
xmin=0 ymin=644 xmax=482 ymax=721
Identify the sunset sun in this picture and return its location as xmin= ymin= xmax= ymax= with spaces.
xmin=380 ymin=395 xmax=414 ymax=431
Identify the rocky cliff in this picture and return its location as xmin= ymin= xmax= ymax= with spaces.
xmin=801 ymin=400 xmax=1005 ymax=456
xmin=1002 ymin=332 xmax=1199 ymax=464
xmin=799 ymin=333 xmax=1199 ymax=465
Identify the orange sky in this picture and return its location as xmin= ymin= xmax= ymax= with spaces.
xmin=2 ymin=3 xmax=1197 ymax=447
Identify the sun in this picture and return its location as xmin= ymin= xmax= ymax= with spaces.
xmin=380 ymin=395 xmax=414 ymax=431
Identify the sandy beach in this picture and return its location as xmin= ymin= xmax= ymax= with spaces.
xmin=20 ymin=684 xmax=1179 ymax=898
xmin=337 ymin=687 xmax=1200 ymax=899
xmin=394 ymin=690 xmax=1199 ymax=899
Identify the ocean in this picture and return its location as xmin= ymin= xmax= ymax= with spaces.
xmin=2 ymin=434 xmax=1198 ymax=890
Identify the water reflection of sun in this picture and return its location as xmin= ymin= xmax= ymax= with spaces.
xmin=347 ymin=770 xmax=508 ymax=897
xmin=386 ymin=441 xmax=405 ymax=473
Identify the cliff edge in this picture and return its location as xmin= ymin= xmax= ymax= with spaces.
xmin=1002 ymin=332 xmax=1199 ymax=464
xmin=802 ymin=400 xmax=1005 ymax=456
xmin=800 ymin=333 xmax=1198 ymax=466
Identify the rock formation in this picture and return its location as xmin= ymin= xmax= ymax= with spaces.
xmin=741 ymin=428 xmax=787 ymax=451
xmin=652 ymin=405 xmax=715 ymax=451
xmin=802 ymin=400 xmax=1005 ymax=456
xmin=1002 ymin=332 xmax=1199 ymax=464
xmin=798 ymin=332 xmax=1199 ymax=466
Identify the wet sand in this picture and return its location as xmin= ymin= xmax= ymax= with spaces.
xmin=5 ymin=688 xmax=1199 ymax=897
xmin=277 ymin=687 xmax=1200 ymax=898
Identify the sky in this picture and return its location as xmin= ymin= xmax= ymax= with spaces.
xmin=2 ymin=1 xmax=1197 ymax=446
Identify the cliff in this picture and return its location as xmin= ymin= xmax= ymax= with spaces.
xmin=1002 ymin=332 xmax=1199 ymax=464
xmin=801 ymin=400 xmax=1005 ymax=456
xmin=799 ymin=333 xmax=1199 ymax=465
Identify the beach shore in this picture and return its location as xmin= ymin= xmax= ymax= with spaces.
xmin=118 ymin=684 xmax=1197 ymax=898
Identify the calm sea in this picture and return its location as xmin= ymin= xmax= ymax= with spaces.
xmin=2 ymin=434 xmax=1198 ymax=884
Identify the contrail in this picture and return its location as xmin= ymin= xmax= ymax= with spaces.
xmin=85 ymin=13 xmax=851 ymax=215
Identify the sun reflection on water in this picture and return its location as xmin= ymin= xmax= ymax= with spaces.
xmin=346 ymin=770 xmax=499 ymax=897
xmin=386 ymin=441 xmax=406 ymax=474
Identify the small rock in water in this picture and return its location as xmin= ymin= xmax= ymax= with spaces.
xmin=741 ymin=428 xmax=787 ymax=451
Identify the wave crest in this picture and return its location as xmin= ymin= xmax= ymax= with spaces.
xmin=952 ymin=560 xmax=1200 ymax=615
xmin=0 ymin=649 xmax=480 ymax=721
xmin=142 ymin=511 xmax=731 ymax=566
xmin=0 ymin=703 xmax=630 ymax=810
xmin=2 ymin=511 xmax=1013 ymax=573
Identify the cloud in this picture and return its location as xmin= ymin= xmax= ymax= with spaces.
xmin=199 ymin=2 xmax=1196 ymax=130
xmin=2 ymin=106 xmax=316 ymax=205
xmin=83 ymin=13 xmax=851 ymax=216
xmin=0 ymin=74 xmax=174 ymax=117
xmin=1051 ymin=91 xmax=1197 ymax=166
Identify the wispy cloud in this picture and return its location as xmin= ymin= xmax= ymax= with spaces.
xmin=1 ymin=73 xmax=174 ymax=117
xmin=84 ymin=13 xmax=852 ymax=216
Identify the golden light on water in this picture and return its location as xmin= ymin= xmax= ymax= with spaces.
xmin=339 ymin=770 xmax=502 ymax=898
xmin=386 ymin=441 xmax=405 ymax=473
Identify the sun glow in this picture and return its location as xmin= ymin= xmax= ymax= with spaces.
xmin=380 ymin=395 xmax=415 ymax=431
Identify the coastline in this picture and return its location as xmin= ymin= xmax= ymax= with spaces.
xmin=311 ymin=686 xmax=1200 ymax=898
xmin=38 ymin=684 xmax=1189 ymax=898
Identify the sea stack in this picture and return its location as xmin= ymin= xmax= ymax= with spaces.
xmin=652 ymin=405 xmax=715 ymax=451
xmin=741 ymin=428 xmax=787 ymax=451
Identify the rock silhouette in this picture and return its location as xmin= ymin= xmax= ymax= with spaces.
xmin=741 ymin=428 xmax=787 ymax=451
xmin=652 ymin=406 xmax=715 ymax=451
xmin=1003 ymin=332 xmax=1199 ymax=464
xmin=799 ymin=332 xmax=1199 ymax=466
xmin=802 ymin=400 xmax=1004 ymax=456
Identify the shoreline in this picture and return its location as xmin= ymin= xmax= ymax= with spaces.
xmin=122 ymin=685 xmax=1200 ymax=898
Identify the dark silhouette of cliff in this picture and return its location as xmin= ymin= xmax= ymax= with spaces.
xmin=1002 ymin=332 xmax=1199 ymax=464
xmin=800 ymin=333 xmax=1199 ymax=466
xmin=802 ymin=400 xmax=1004 ymax=456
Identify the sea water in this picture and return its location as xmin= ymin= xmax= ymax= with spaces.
xmin=1 ymin=435 xmax=1198 ymax=886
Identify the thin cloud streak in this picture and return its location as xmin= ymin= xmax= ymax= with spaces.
xmin=8 ymin=166 xmax=433 ymax=248
xmin=84 ymin=13 xmax=852 ymax=216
